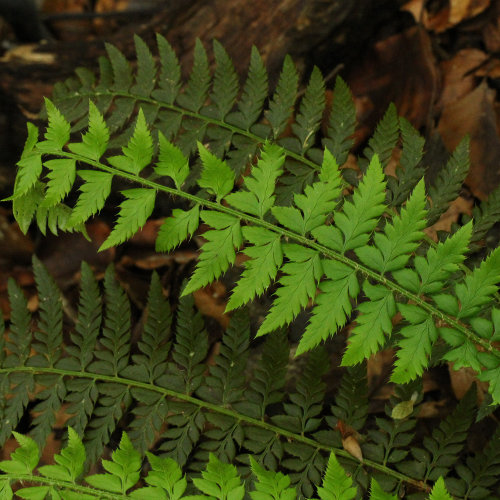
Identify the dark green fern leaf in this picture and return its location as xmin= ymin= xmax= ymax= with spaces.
xmin=176 ymin=39 xmax=211 ymax=113
xmin=265 ymin=56 xmax=299 ymax=139
xmin=166 ymin=292 xmax=208 ymax=394
xmin=386 ymin=117 xmax=425 ymax=207
xmin=446 ymin=424 xmax=500 ymax=499
xmin=323 ymin=76 xmax=356 ymax=166
xmin=410 ymin=384 xmax=476 ymax=483
xmin=209 ymin=40 xmax=239 ymax=120
xmin=470 ymin=182 xmax=500 ymax=247
xmin=152 ymin=34 xmax=181 ymax=104
xmin=196 ymin=308 xmax=250 ymax=406
xmin=131 ymin=34 xmax=156 ymax=98
xmin=106 ymin=42 xmax=133 ymax=93
xmin=427 ymin=137 xmax=470 ymax=225
xmin=362 ymin=103 xmax=399 ymax=169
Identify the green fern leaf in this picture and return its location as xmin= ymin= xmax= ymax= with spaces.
xmin=428 ymin=477 xmax=453 ymax=500
xmin=226 ymin=226 xmax=282 ymax=312
xmin=427 ymin=137 xmax=470 ymax=225
xmin=136 ymin=453 xmax=187 ymax=500
xmin=11 ymin=123 xmax=42 ymax=198
xmin=386 ymin=118 xmax=425 ymax=207
xmin=355 ymin=178 xmax=427 ymax=273
xmin=68 ymin=101 xmax=110 ymax=161
xmin=314 ymin=453 xmax=357 ymax=500
xmin=100 ymin=188 xmax=156 ymax=251
xmin=290 ymin=66 xmax=326 ymax=153
xmin=192 ymin=453 xmax=244 ymax=500
xmin=312 ymin=154 xmax=386 ymax=252
xmin=86 ymin=432 xmax=141 ymax=494
xmin=273 ymin=149 xmax=341 ymax=235
xmin=362 ymin=103 xmax=399 ymax=168
xmin=226 ymin=142 xmax=285 ymax=219
xmin=106 ymin=42 xmax=133 ymax=92
xmin=107 ymin=108 xmax=153 ymax=175
xmin=297 ymin=260 xmax=359 ymax=355
xmin=210 ymin=40 xmax=239 ymax=120
xmin=369 ymin=478 xmax=397 ymax=500
xmin=234 ymin=45 xmax=268 ymax=130
xmin=455 ymin=245 xmax=500 ymax=319
xmin=265 ymin=55 xmax=299 ymax=139
xmin=38 ymin=427 xmax=85 ymax=482
xmin=131 ymin=35 xmax=156 ymax=97
xmin=323 ymin=76 xmax=356 ymax=165
xmin=37 ymin=98 xmax=70 ymax=152
xmin=41 ymin=158 xmax=76 ymax=207
xmin=250 ymin=455 xmax=296 ymax=500
xmin=197 ymin=142 xmax=235 ymax=202
xmin=391 ymin=305 xmax=438 ymax=383
xmin=152 ymin=34 xmax=181 ymax=104
xmin=155 ymin=206 xmax=200 ymax=253
xmin=69 ymin=170 xmax=113 ymax=228
xmin=176 ymin=39 xmax=210 ymax=112
xmin=0 ymin=432 xmax=39 ymax=475
xmin=183 ymin=212 xmax=242 ymax=296
xmin=257 ymin=245 xmax=322 ymax=336
xmin=155 ymin=133 xmax=190 ymax=189
xmin=342 ymin=282 xmax=396 ymax=365
xmin=393 ymin=222 xmax=472 ymax=295
xmin=12 ymin=182 xmax=44 ymax=234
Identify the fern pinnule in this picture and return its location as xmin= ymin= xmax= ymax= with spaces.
xmin=131 ymin=34 xmax=156 ymax=98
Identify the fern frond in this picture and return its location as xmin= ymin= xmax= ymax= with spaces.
xmin=470 ymin=182 xmax=500 ymax=245
xmin=250 ymin=455 xmax=296 ymax=500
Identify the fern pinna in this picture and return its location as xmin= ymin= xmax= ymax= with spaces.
xmin=7 ymin=34 xmax=500 ymax=405
xmin=1 ymin=259 xmax=493 ymax=498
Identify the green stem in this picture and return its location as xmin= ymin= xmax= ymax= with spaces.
xmin=0 ymin=473 xmax=125 ymax=499
xmin=49 ymin=149 xmax=500 ymax=361
xmin=0 ymin=364 xmax=428 ymax=492
xmin=60 ymin=90 xmax=322 ymax=173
